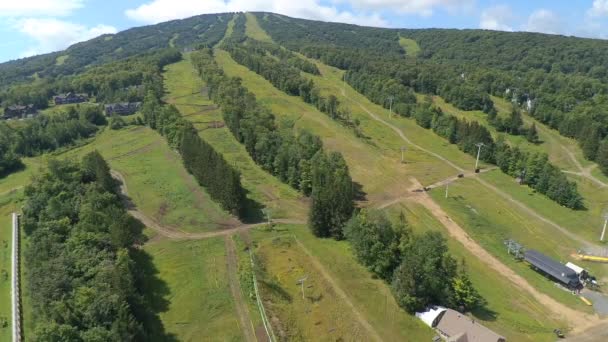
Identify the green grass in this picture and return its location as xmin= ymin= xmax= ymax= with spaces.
xmin=232 ymin=234 xmax=263 ymax=332
xmin=55 ymin=54 xmax=69 ymax=65
xmin=0 ymin=192 xmax=22 ymax=341
xmin=215 ymin=49 xmax=423 ymax=204
xmin=399 ymin=37 xmax=421 ymax=57
xmin=244 ymin=13 xmax=273 ymax=42
xmin=254 ymin=233 xmax=378 ymax=340
xmin=250 ymin=224 xmax=435 ymax=341
xmin=306 ymin=58 xmax=475 ymax=186
xmin=169 ymin=33 xmax=179 ymax=48
xmin=386 ymin=201 xmax=566 ymax=341
xmin=162 ymin=55 xmax=307 ymax=220
xmin=142 ymin=237 xmax=243 ymax=341
xmin=427 ymin=176 xmax=594 ymax=312
xmin=62 ymin=126 xmax=234 ymax=233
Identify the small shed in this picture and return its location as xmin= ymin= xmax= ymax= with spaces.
xmin=524 ymin=250 xmax=581 ymax=289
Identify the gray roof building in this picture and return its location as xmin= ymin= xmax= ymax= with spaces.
xmin=435 ymin=309 xmax=506 ymax=342
xmin=524 ymin=249 xmax=580 ymax=288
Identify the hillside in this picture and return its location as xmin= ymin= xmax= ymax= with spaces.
xmin=1 ymin=11 xmax=608 ymax=342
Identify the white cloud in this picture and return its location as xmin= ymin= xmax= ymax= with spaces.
xmin=523 ymin=9 xmax=562 ymax=34
xmin=333 ymin=0 xmax=474 ymax=17
xmin=588 ymin=0 xmax=608 ymax=17
xmin=125 ymin=0 xmax=387 ymax=26
xmin=0 ymin=0 xmax=85 ymax=17
xmin=479 ymin=5 xmax=513 ymax=31
xmin=16 ymin=18 xmax=116 ymax=57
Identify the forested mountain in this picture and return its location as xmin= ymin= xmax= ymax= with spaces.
xmin=0 ymin=13 xmax=231 ymax=88
xmin=252 ymin=12 xmax=608 ymax=178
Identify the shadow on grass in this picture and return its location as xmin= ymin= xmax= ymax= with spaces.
xmin=240 ymin=188 xmax=266 ymax=224
xmin=353 ymin=181 xmax=367 ymax=202
xmin=131 ymin=249 xmax=178 ymax=342
xmin=471 ymin=304 xmax=498 ymax=322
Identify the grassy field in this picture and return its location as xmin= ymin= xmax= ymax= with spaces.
xmin=0 ymin=191 xmax=22 ymax=341
xmin=398 ymin=36 xmax=421 ymax=56
xmin=215 ymin=48 xmax=423 ymax=204
xmin=162 ymin=56 xmax=307 ymax=221
xmin=428 ymin=176 xmax=595 ymax=312
xmin=244 ymin=13 xmax=273 ymax=43
xmin=142 ymin=237 xmax=243 ymax=341
xmin=386 ymin=201 xmax=567 ymax=341
xmin=254 ymin=234 xmax=376 ymax=341
xmin=63 ymin=126 xmax=235 ymax=233
xmin=250 ymin=224 xmax=435 ymax=341
xmin=305 ymin=59 xmax=475 ymax=185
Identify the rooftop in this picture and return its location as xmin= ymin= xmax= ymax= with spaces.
xmin=435 ymin=309 xmax=506 ymax=342
xmin=524 ymin=249 xmax=580 ymax=287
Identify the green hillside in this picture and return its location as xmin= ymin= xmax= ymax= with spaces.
xmin=2 ymin=10 xmax=608 ymax=342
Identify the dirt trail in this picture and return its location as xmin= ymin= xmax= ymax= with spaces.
xmin=225 ymin=236 xmax=257 ymax=342
xmin=405 ymin=178 xmax=599 ymax=331
xmin=343 ymin=90 xmax=601 ymax=251
xmin=562 ymin=147 xmax=608 ymax=188
xmin=0 ymin=186 xmax=23 ymax=197
xmin=112 ymin=169 xmax=305 ymax=240
xmin=293 ymin=238 xmax=383 ymax=342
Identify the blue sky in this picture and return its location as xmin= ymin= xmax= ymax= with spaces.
xmin=1 ymin=0 xmax=608 ymax=63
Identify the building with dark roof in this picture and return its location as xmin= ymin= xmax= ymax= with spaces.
xmin=54 ymin=92 xmax=88 ymax=105
xmin=524 ymin=249 xmax=581 ymax=289
xmin=3 ymin=104 xmax=37 ymax=120
xmin=104 ymin=102 xmax=142 ymax=116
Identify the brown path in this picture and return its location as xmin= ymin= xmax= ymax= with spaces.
xmin=112 ymin=169 xmax=305 ymax=240
xmin=343 ymin=90 xmax=601 ymax=251
xmin=404 ymin=178 xmax=600 ymax=332
xmin=225 ymin=236 xmax=257 ymax=342
xmin=293 ymin=237 xmax=383 ymax=342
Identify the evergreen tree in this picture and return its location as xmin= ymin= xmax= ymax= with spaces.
xmin=526 ymin=123 xmax=539 ymax=143
xmin=597 ymin=139 xmax=608 ymax=175
xmin=581 ymin=125 xmax=601 ymax=161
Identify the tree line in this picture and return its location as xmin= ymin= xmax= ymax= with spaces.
xmin=141 ymin=90 xmax=246 ymax=216
xmin=254 ymin=13 xmax=608 ymax=177
xmin=0 ymin=13 xmax=230 ymax=89
xmin=191 ymin=48 xmax=354 ymax=237
xmin=0 ymin=105 xmax=107 ymax=179
xmin=345 ymin=209 xmax=483 ymax=313
xmin=1 ymin=49 xmax=181 ymax=110
xmin=246 ymin=23 xmax=584 ymax=209
xmin=21 ymin=152 xmax=156 ymax=340
xmin=424 ymin=100 xmax=584 ymax=209
xmin=222 ymin=40 xmax=361 ymax=136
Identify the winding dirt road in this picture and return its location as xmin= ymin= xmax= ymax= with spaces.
xmin=343 ymin=90 xmax=601 ymax=252
xmin=403 ymin=178 xmax=598 ymax=331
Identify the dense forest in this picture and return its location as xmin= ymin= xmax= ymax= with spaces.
xmin=21 ymin=152 xmax=152 ymax=340
xmin=0 ymin=13 xmax=231 ymax=88
xmin=345 ymin=209 xmax=482 ymax=313
xmin=253 ymin=12 xmax=608 ymax=178
xmin=1 ymin=48 xmax=182 ymax=110
xmin=191 ymin=48 xmax=354 ymax=237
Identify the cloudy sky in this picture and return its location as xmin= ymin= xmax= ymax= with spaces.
xmin=1 ymin=0 xmax=608 ymax=63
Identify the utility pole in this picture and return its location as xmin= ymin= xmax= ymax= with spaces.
xmin=401 ymin=146 xmax=407 ymax=163
xmin=475 ymin=142 xmax=485 ymax=170
xmin=297 ymin=276 xmax=308 ymax=299
xmin=387 ymin=95 xmax=394 ymax=119
xmin=601 ymin=212 xmax=608 ymax=242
